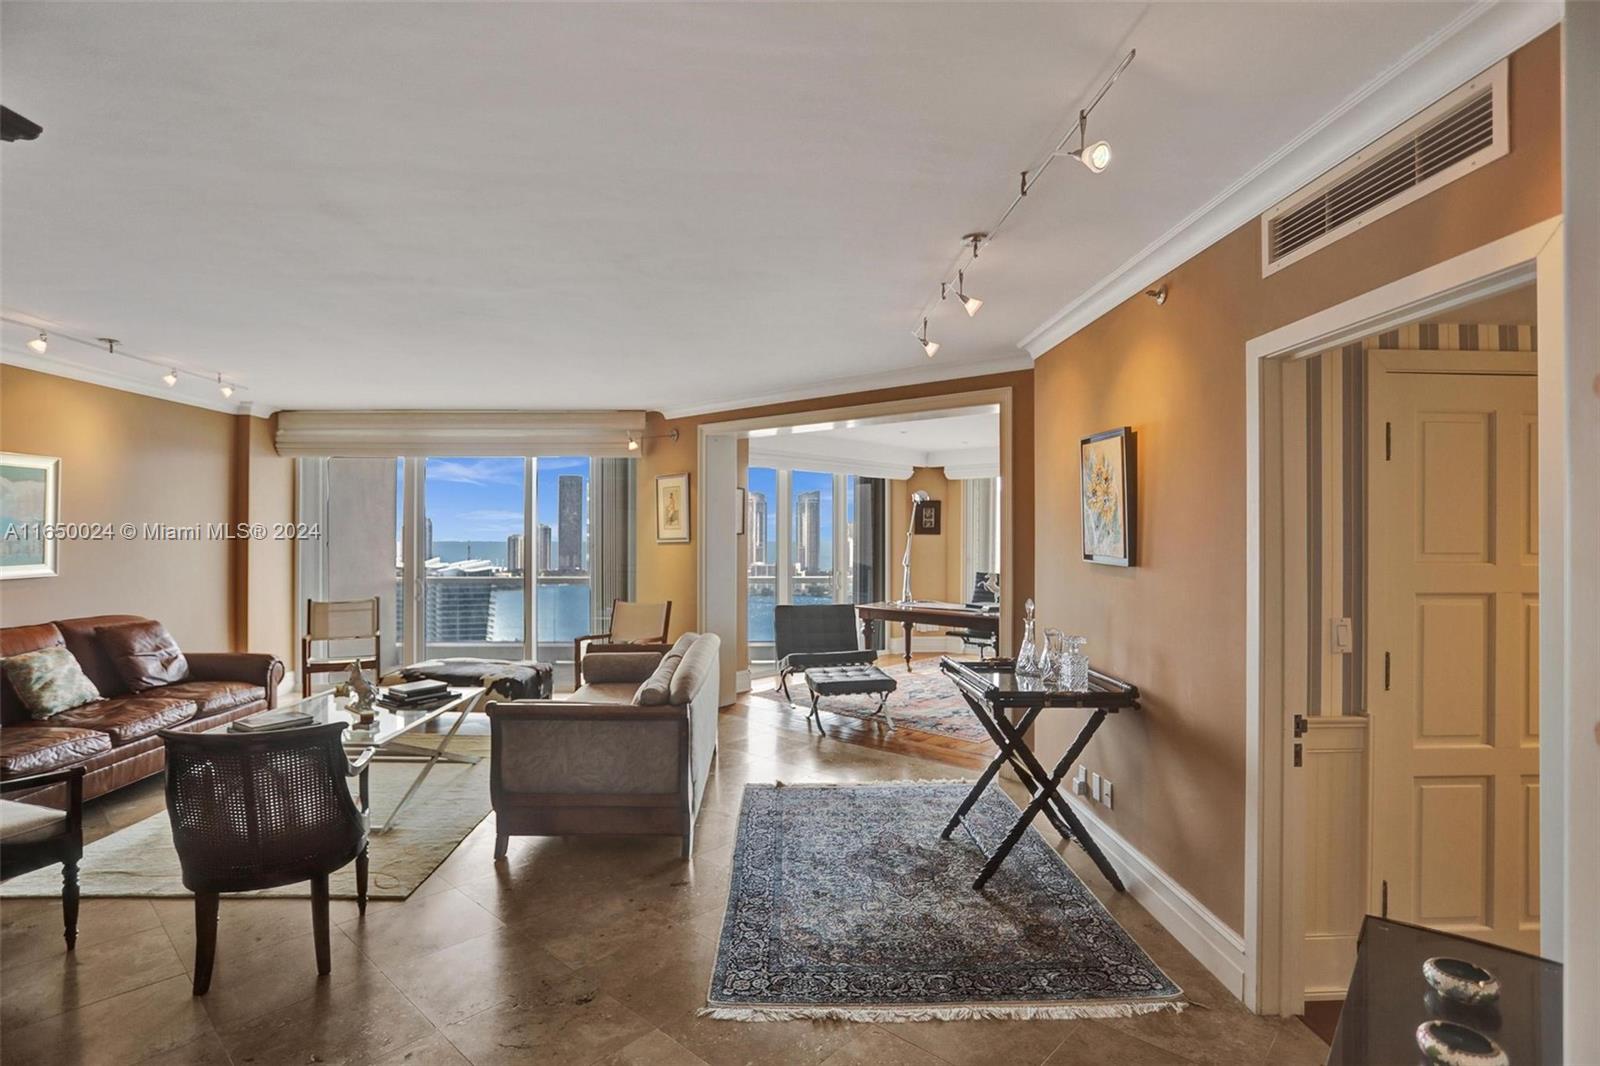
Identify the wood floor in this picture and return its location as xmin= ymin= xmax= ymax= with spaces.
xmin=734 ymin=653 xmax=992 ymax=771
xmin=0 ymin=682 xmax=1330 ymax=1066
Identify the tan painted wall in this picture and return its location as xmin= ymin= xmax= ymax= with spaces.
xmin=636 ymin=368 xmax=1034 ymax=652
xmin=888 ymin=468 xmax=962 ymax=605
xmin=0 ymin=365 xmax=294 ymax=663
xmin=1029 ymin=28 xmax=1562 ymax=932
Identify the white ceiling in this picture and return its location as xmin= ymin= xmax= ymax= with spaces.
xmin=0 ymin=2 xmax=1545 ymax=415
xmin=749 ymin=408 xmax=998 ymax=480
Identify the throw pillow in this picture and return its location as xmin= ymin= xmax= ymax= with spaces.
xmin=634 ymin=634 xmax=696 ymax=705
xmin=95 ymin=619 xmax=190 ymax=692
xmin=2 ymin=646 xmax=102 ymax=719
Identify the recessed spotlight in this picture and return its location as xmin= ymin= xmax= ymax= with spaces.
xmin=162 ymin=369 xmax=179 ymax=387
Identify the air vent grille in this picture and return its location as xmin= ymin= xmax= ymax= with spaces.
xmin=1262 ymin=61 xmax=1506 ymax=275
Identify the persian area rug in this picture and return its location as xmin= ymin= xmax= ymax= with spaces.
xmin=705 ymin=781 xmax=1183 ymax=1021
xmin=751 ymin=663 xmax=989 ymax=743
xmin=0 ymin=736 xmax=490 ymax=902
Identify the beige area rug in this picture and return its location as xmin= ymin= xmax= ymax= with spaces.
xmin=0 ymin=735 xmax=491 ymax=901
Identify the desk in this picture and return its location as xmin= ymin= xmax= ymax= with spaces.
xmin=939 ymin=657 xmax=1139 ymax=891
xmin=855 ymin=601 xmax=1000 ymax=668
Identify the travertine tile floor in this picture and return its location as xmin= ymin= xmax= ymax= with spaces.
xmin=0 ymin=703 xmax=1330 ymax=1065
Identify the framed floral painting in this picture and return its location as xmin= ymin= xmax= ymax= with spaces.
xmin=1080 ymin=428 xmax=1134 ymax=566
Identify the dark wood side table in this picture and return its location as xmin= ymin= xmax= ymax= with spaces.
xmin=939 ymin=656 xmax=1140 ymax=891
xmin=856 ymin=601 xmax=1000 ymax=668
xmin=1330 ymin=916 xmax=1562 ymax=1065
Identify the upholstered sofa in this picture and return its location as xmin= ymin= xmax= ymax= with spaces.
xmin=486 ymin=632 xmax=720 ymax=858
xmin=1 ymin=615 xmax=284 ymax=801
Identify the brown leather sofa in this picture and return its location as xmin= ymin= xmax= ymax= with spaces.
xmin=1 ymin=615 xmax=284 ymax=801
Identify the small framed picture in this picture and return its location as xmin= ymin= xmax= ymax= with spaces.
xmin=735 ymin=487 xmax=747 ymax=536
xmin=1080 ymin=428 xmax=1135 ymax=566
xmin=914 ymin=499 xmax=941 ymax=535
xmin=0 ymin=453 xmax=62 ymax=580
xmin=656 ymin=473 xmax=691 ymax=543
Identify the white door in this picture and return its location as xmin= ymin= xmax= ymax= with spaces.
xmin=1368 ymin=351 xmax=1539 ymax=952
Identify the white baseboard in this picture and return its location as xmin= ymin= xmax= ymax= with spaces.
xmin=735 ymin=669 xmax=751 ymax=694
xmin=1053 ymin=797 xmax=1249 ymax=1002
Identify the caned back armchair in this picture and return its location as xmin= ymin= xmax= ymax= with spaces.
xmin=161 ymin=724 xmax=371 ymax=995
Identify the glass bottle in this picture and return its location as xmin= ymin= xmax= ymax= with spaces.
xmin=1016 ymin=598 xmax=1039 ymax=676
xmin=1041 ymin=629 xmax=1066 ymax=685
xmin=1064 ymin=635 xmax=1090 ymax=692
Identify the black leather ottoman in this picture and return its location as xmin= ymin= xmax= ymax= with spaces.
xmin=802 ymin=664 xmax=898 ymax=731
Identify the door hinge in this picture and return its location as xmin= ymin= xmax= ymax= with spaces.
xmin=1381 ymin=879 xmax=1389 ymax=919
xmin=1294 ymin=713 xmax=1310 ymax=738
xmin=1385 ymin=421 xmax=1392 ymax=461
xmin=1384 ymin=651 xmax=1391 ymax=691
xmin=1293 ymin=742 xmax=1303 ymax=768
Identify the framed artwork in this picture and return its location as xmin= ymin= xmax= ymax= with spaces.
xmin=655 ymin=472 xmax=691 ymax=543
xmin=1080 ymin=428 xmax=1135 ymax=566
xmin=914 ymin=498 xmax=942 ymax=535
xmin=735 ymin=487 xmax=747 ymax=536
xmin=0 ymin=453 xmax=61 ymax=580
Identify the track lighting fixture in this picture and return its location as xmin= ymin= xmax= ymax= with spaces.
xmin=911 ymin=48 xmax=1134 ymax=353
xmin=627 ymin=427 xmax=680 ymax=453
xmin=627 ymin=435 xmax=640 ymax=452
xmin=2 ymin=315 xmax=250 ymax=401
xmin=1145 ymin=284 xmax=1168 ymax=305
xmin=953 ymin=271 xmax=982 ymax=317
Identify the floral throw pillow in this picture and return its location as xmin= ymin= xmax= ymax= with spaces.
xmin=3 ymin=646 xmax=103 ymax=719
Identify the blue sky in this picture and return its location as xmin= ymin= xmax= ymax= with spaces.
xmin=400 ymin=457 xmax=589 ymax=543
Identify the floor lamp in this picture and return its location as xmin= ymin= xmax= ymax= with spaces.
xmin=898 ymin=490 xmax=930 ymax=605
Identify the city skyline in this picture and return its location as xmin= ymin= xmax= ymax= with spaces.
xmin=404 ymin=456 xmax=591 ymax=571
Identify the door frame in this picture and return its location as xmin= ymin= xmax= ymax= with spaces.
xmin=1243 ymin=217 xmax=1566 ymax=1015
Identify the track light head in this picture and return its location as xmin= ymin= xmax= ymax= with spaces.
xmin=1145 ymin=284 xmax=1168 ymax=305
xmin=26 ymin=332 xmax=47 ymax=354
xmin=627 ymin=436 xmax=640 ymax=452
xmin=1077 ymin=140 xmax=1112 ymax=173
xmin=916 ymin=318 xmax=939 ymax=359
xmin=163 ymin=369 xmax=179 ymax=387
xmin=955 ymin=271 xmax=982 ymax=318
xmin=217 ymin=374 xmax=234 ymax=399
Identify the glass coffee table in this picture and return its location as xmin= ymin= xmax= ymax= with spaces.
xmin=215 ymin=686 xmax=485 ymax=833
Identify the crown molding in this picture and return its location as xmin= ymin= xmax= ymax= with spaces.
xmin=1 ymin=348 xmax=270 ymax=417
xmin=1019 ymin=0 xmax=1561 ymax=359
xmin=660 ymin=350 xmax=1032 ymax=421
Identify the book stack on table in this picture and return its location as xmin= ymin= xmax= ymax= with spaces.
xmin=379 ymin=679 xmax=453 ymax=710
xmin=230 ymin=708 xmax=315 ymax=733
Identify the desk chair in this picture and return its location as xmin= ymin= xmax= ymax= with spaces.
xmin=946 ymin=572 xmax=1000 ymax=655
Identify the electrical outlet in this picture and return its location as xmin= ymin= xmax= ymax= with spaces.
xmin=1090 ymin=773 xmax=1102 ymax=802
xmin=1101 ymin=780 xmax=1114 ymax=809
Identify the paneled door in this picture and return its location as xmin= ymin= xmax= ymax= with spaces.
xmin=1368 ymin=351 xmax=1539 ymax=952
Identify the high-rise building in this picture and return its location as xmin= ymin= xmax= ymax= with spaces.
xmin=537 ymin=524 xmax=553 ymax=574
xmin=425 ymin=516 xmax=434 ymax=559
xmin=794 ymin=490 xmax=822 ymax=574
xmin=558 ymin=475 xmax=584 ymax=572
xmin=749 ymin=491 xmax=768 ymax=564
xmin=423 ymin=558 xmax=498 ymax=642
xmin=506 ymin=533 xmax=525 ymax=574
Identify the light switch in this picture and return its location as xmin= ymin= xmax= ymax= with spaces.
xmin=1331 ymin=617 xmax=1354 ymax=654
xmin=1101 ymin=781 xmax=1114 ymax=809
xmin=1090 ymin=773 xmax=1102 ymax=802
